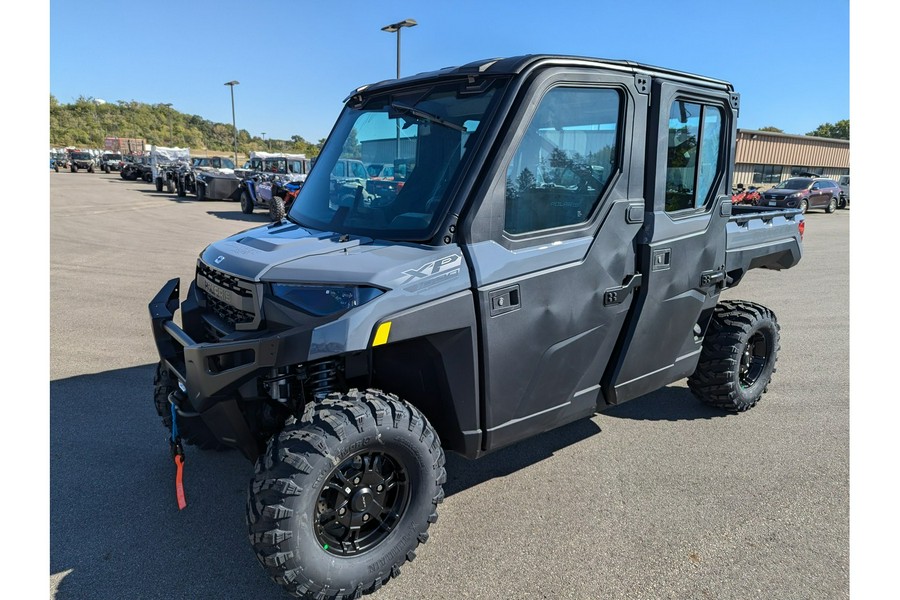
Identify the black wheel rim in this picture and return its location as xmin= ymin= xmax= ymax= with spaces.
xmin=314 ymin=450 xmax=410 ymax=556
xmin=739 ymin=331 xmax=769 ymax=388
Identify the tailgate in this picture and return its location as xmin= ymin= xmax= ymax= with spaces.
xmin=725 ymin=206 xmax=804 ymax=275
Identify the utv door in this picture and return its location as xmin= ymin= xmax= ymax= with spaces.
xmin=462 ymin=68 xmax=647 ymax=451
xmin=603 ymin=79 xmax=736 ymax=404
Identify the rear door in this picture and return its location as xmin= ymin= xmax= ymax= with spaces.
xmin=463 ymin=67 xmax=648 ymax=451
xmin=603 ymin=79 xmax=735 ymax=404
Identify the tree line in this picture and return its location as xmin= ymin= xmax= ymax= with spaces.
xmin=49 ymin=95 xmax=323 ymax=156
xmin=758 ymin=119 xmax=849 ymax=139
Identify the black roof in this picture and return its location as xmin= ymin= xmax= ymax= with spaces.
xmin=353 ymin=54 xmax=733 ymax=98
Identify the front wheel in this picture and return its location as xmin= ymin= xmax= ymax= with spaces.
xmin=166 ymin=178 xmax=176 ymax=194
xmin=247 ymin=390 xmax=445 ymax=599
xmin=155 ymin=177 xmax=164 ymax=192
xmin=825 ymin=196 xmax=837 ymax=213
xmin=798 ymin=199 xmax=808 ymax=214
xmin=196 ymin=182 xmax=206 ymax=201
xmin=240 ymin=190 xmax=254 ymax=214
xmin=152 ymin=363 xmax=230 ymax=450
xmin=688 ymin=300 xmax=780 ymax=412
xmin=176 ymin=179 xmax=186 ymax=197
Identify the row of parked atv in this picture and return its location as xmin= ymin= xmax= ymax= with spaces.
xmin=148 ymin=150 xmax=311 ymax=221
xmin=731 ymin=183 xmax=762 ymax=205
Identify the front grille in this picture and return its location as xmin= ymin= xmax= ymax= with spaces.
xmin=206 ymin=295 xmax=255 ymax=326
xmin=196 ymin=261 xmax=258 ymax=327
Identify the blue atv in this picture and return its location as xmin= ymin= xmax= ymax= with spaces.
xmin=239 ymin=173 xmax=302 ymax=221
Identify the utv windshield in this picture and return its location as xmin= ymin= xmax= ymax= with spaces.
xmin=288 ymin=78 xmax=508 ymax=241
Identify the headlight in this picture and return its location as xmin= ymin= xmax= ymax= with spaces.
xmin=788 ymin=192 xmax=802 ymax=199
xmin=270 ymin=284 xmax=384 ymax=316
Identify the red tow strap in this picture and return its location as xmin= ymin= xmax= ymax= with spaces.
xmin=174 ymin=454 xmax=187 ymax=510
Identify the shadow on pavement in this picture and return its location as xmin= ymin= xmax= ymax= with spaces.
xmin=50 ymin=364 xmax=281 ymax=600
xmin=50 ymin=367 xmax=725 ymax=599
xmin=600 ymin=385 xmax=729 ymax=422
xmin=206 ymin=211 xmax=271 ymax=223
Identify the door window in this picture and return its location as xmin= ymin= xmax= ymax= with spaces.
xmin=504 ymin=87 xmax=620 ymax=235
xmin=664 ymin=101 xmax=723 ymax=212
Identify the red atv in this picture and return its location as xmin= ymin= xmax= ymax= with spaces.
xmin=732 ymin=183 xmax=762 ymax=206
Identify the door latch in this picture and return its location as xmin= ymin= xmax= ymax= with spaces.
xmin=603 ymin=273 xmax=642 ymax=306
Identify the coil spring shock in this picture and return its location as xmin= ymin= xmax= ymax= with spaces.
xmin=305 ymin=360 xmax=340 ymax=400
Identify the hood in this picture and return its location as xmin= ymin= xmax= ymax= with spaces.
xmin=764 ymin=188 xmax=805 ymax=198
xmin=200 ymin=221 xmax=469 ymax=293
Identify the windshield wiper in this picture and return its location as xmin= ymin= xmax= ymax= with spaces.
xmin=390 ymin=102 xmax=467 ymax=133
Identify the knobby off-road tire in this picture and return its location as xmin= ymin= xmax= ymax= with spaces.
xmin=687 ymin=300 xmax=780 ymax=412
xmin=240 ymin=190 xmax=254 ymax=214
xmin=152 ymin=363 xmax=230 ymax=450
xmin=155 ymin=177 xmax=164 ymax=192
xmin=247 ymin=390 xmax=446 ymax=599
xmin=167 ymin=178 xmax=176 ymax=194
xmin=269 ymin=196 xmax=286 ymax=222
xmin=197 ymin=182 xmax=206 ymax=201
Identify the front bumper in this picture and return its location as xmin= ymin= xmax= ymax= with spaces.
xmin=761 ymin=195 xmax=804 ymax=208
xmin=149 ymin=277 xmax=314 ymax=458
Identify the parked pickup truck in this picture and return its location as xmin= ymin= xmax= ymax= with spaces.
xmin=149 ymin=54 xmax=803 ymax=600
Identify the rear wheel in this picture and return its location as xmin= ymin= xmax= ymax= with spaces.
xmin=688 ymin=300 xmax=780 ymax=412
xmin=838 ymin=195 xmax=847 ymax=209
xmin=155 ymin=177 xmax=164 ymax=192
xmin=269 ymin=196 xmax=286 ymax=221
xmin=177 ymin=179 xmax=186 ymax=197
xmin=825 ymin=196 xmax=837 ymax=213
xmin=240 ymin=190 xmax=254 ymax=214
xmin=166 ymin=178 xmax=176 ymax=194
xmin=247 ymin=390 xmax=445 ymax=600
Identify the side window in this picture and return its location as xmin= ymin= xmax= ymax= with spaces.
xmin=664 ymin=101 xmax=723 ymax=212
xmin=350 ymin=161 xmax=368 ymax=179
xmin=504 ymin=87 xmax=620 ymax=235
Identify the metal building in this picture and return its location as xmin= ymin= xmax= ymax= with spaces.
xmin=733 ymin=129 xmax=849 ymax=190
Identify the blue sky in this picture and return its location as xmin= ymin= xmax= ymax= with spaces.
xmin=48 ymin=0 xmax=850 ymax=143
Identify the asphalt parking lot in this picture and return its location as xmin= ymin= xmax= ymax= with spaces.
xmin=49 ymin=171 xmax=849 ymax=599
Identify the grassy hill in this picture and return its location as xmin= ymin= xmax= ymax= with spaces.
xmin=49 ymin=95 xmax=322 ymax=156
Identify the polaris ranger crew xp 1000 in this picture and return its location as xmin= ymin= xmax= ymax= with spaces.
xmin=149 ymin=55 xmax=804 ymax=599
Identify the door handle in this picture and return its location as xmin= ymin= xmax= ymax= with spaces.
xmin=489 ymin=285 xmax=520 ymax=316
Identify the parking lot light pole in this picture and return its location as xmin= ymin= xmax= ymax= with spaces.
xmin=262 ymin=132 xmax=267 ymax=152
xmin=381 ymin=18 xmax=417 ymax=79
xmin=224 ymin=80 xmax=240 ymax=165
xmin=381 ymin=19 xmax=417 ymax=158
